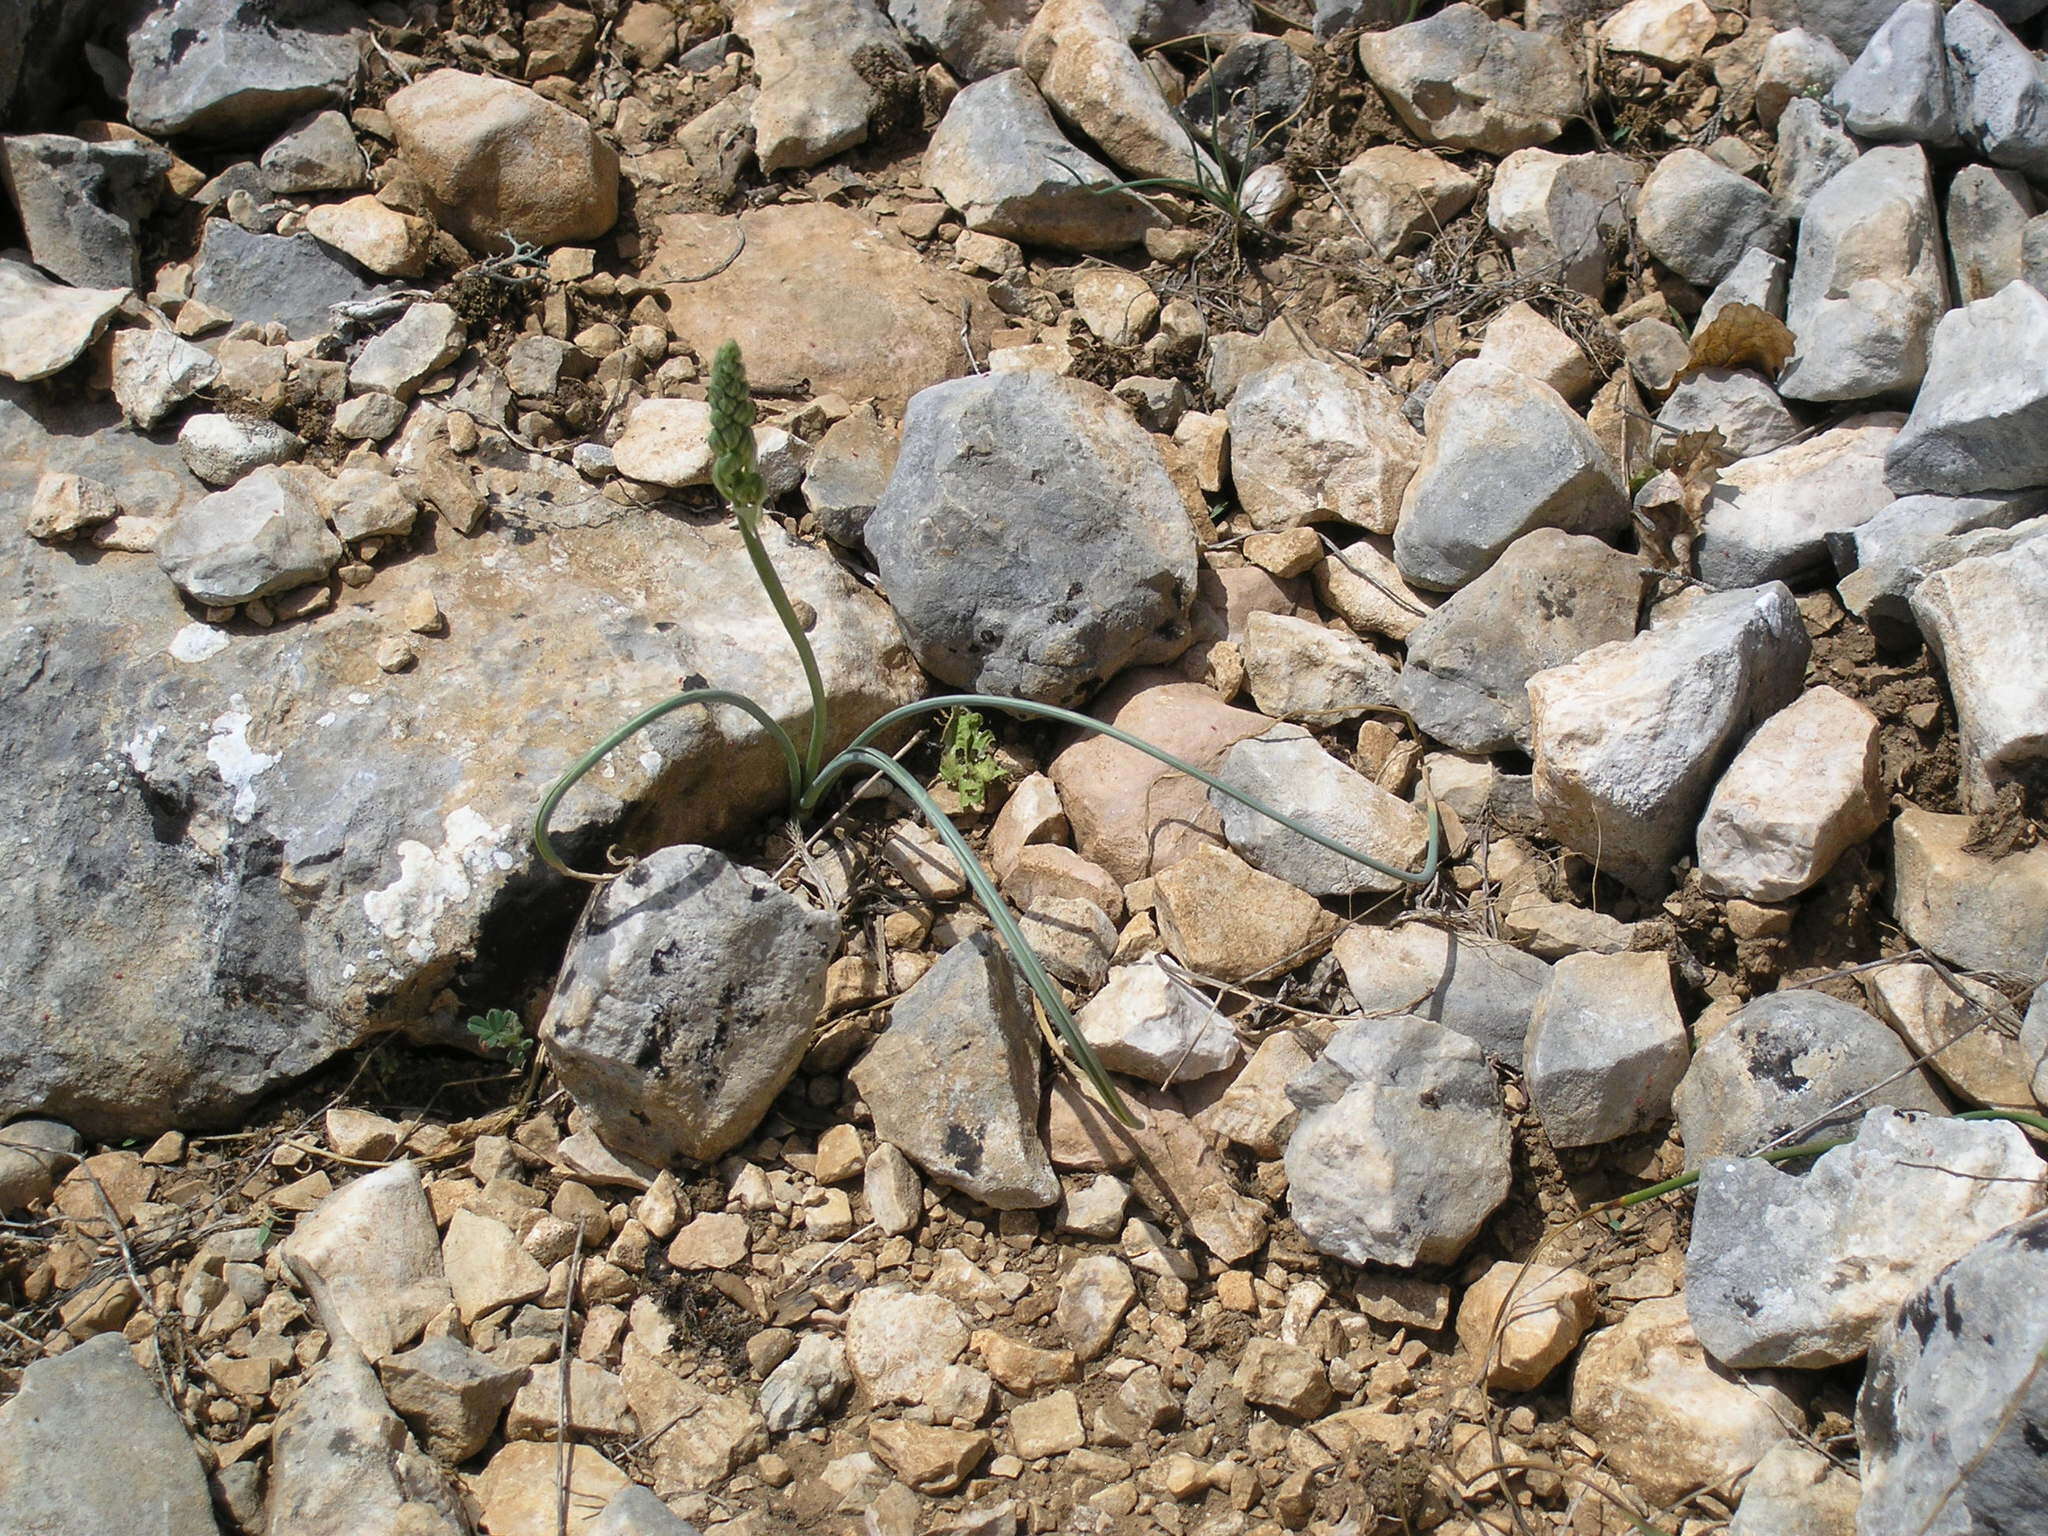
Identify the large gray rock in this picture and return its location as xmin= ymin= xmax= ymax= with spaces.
xmin=1826 ymin=0 xmax=1954 ymax=143
xmin=0 ymin=1333 xmax=221 ymax=1536
xmin=189 ymin=221 xmax=387 ymax=341
xmin=1755 ymin=0 xmax=1930 ymax=54
xmin=1398 ymin=527 xmax=1645 ymax=754
xmin=0 ymin=134 xmax=166 ymax=289
xmin=1486 ymin=148 xmax=1643 ymax=297
xmin=1527 ymin=583 xmax=1810 ymax=895
xmin=125 ymin=0 xmax=361 ymax=141
xmin=1208 ymin=724 xmax=1432 ymax=896
xmin=541 ymin=845 xmax=836 ymax=1167
xmin=1778 ymin=144 xmax=1949 ymax=403
xmin=1019 ymin=0 xmax=1223 ymax=185
xmin=379 ymin=1333 xmax=529 ymax=1464
xmin=0 ymin=385 xmax=921 ymax=1138
xmin=1945 ymin=0 xmax=2048 ymax=181
xmin=1885 ymin=280 xmax=2048 ymax=495
xmin=1356 ymin=3 xmax=1585 ymax=155
xmin=1687 ymin=1108 xmax=2045 ymax=1371
xmin=1672 ymin=990 xmax=1947 ymax=1165
xmin=924 ymin=70 xmax=1163 ymax=250
xmin=1856 ymin=1210 xmax=2048 ymax=1535
xmin=1912 ymin=536 xmax=2048 ymax=812
xmin=865 ymin=371 xmax=1197 ymax=705
xmin=1696 ymin=414 xmax=1901 ymax=588
xmin=1392 ymin=358 xmax=1629 ymax=593
xmin=1833 ymin=492 xmax=2048 ymax=639
xmin=1892 ymin=805 xmax=2048 ymax=977
xmin=156 ymin=466 xmax=342 ymax=606
xmin=1284 ymin=1014 xmax=1512 ymax=1267
xmin=1947 ymin=163 xmax=2037 ymax=304
xmin=267 ymin=1342 xmax=468 ymax=1536
xmin=1755 ymin=27 xmax=1852 ymax=128
xmin=1181 ymin=36 xmax=1313 ymax=171
xmin=732 ymin=0 xmax=915 ymax=174
xmin=1634 ymin=148 xmax=1790 ymax=288
xmin=850 ymin=933 xmax=1060 ymax=1209
xmin=1332 ymin=922 xmax=1552 ymax=1070
xmin=1525 ymin=950 xmax=1688 ymax=1147
xmin=260 ymin=109 xmax=368 ymax=194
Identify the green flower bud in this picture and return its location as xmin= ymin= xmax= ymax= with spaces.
xmin=708 ymin=340 xmax=765 ymax=514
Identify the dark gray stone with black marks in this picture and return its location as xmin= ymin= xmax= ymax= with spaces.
xmin=541 ymin=844 xmax=836 ymax=1167
xmin=864 ymin=370 xmax=1198 ymax=707
xmin=1856 ymin=1207 xmax=2048 ymax=1535
xmin=1671 ymin=990 xmax=1946 ymax=1167
xmin=850 ymin=931 xmax=1059 ymax=1209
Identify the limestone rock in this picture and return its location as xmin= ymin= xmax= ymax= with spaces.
xmin=1048 ymin=675 xmax=1274 ymax=883
xmin=1948 ymin=164 xmax=2037 ymax=304
xmin=1227 ymin=359 xmax=1422 ymax=535
xmin=1726 ymin=1444 xmax=1862 ymax=1536
xmin=1769 ymin=96 xmax=1861 ymax=220
xmin=1598 ymin=0 xmax=1715 ymax=64
xmin=0 ymin=134 xmax=165 ymax=290
xmin=1755 ymin=29 xmax=1850 ymax=128
xmin=1018 ymin=0 xmax=1222 ymax=185
xmin=1153 ymin=843 xmax=1337 ymax=984
xmin=1778 ymin=145 xmax=1949 ymax=403
xmin=0 ymin=1334 xmax=221 ymax=1536
xmin=1485 ymin=149 xmax=1643 ymax=297
xmin=541 ymin=845 xmax=835 ymax=1167
xmin=1312 ymin=535 xmax=1438 ymax=643
xmin=1892 ymin=805 xmax=2048 ymax=976
xmin=125 ymin=0 xmax=360 ymax=141
xmin=110 ymin=328 xmax=219 ymax=432
xmin=1654 ymin=367 xmax=1801 ymax=461
xmin=1076 ymin=959 xmax=1240 ymax=1084
xmin=1399 ymin=527 xmax=1645 ymax=754
xmin=760 ymin=1333 xmax=852 ymax=1431
xmin=1913 ymin=537 xmax=2048 ymax=811
xmin=1477 ymin=302 xmax=1597 ymax=404
xmin=1687 ymin=1107 xmax=2045 ymax=1369
xmin=1393 ymin=358 xmax=1629 ymax=593
xmin=302 ymin=196 xmax=432 ymax=278
xmin=847 ymin=1287 xmax=972 ymax=1405
xmin=157 ymin=467 xmax=342 ymax=606
xmin=475 ymin=1443 xmax=629 ymax=1536
xmin=851 ymin=934 xmax=1059 ymax=1208
xmin=1527 ymin=582 xmax=1810 ymax=894
xmin=386 ymin=69 xmax=619 ymax=250
xmin=188 ymin=222 xmax=386 ymax=341
xmin=1284 ymin=1014 xmax=1512 ymax=1267
xmin=1208 ymin=723 xmax=1430 ymax=895
xmin=1885 ymin=279 xmax=2048 ymax=496
xmin=732 ymin=0 xmax=914 ymax=174
xmin=1697 ymin=686 xmax=1886 ymax=901
xmin=1334 ymin=144 xmax=1479 ymax=260
xmin=1827 ymin=0 xmax=1954 ymax=143
xmin=279 ymin=1163 xmax=453 ymax=1363
xmin=866 ymin=371 xmax=1195 ymax=705
xmin=1570 ymin=1296 xmax=1804 ymax=1507
xmin=1525 ymin=950 xmax=1689 ymax=1147
xmin=0 ymin=256 xmax=124 ymax=382
xmin=443 ymin=1208 xmax=549 ymax=1326
xmin=379 ymin=1333 xmax=529 ymax=1463
xmin=1672 ymin=990 xmax=1946 ymax=1164
xmin=1946 ymin=0 xmax=2048 ymax=180
xmin=267 ymin=1343 xmax=468 ymax=1536
xmin=1333 ymin=922 xmax=1551 ymax=1070
xmin=1456 ymin=1261 xmax=1597 ymax=1390
xmin=889 ymin=0 xmax=1038 ymax=79
xmin=260 ymin=109 xmax=368 ymax=194
xmin=1239 ymin=610 xmax=1400 ymax=724
xmin=1357 ymin=4 xmax=1585 ymax=154
xmin=1856 ymin=1209 xmax=2048 ymax=1535
xmin=1865 ymin=961 xmax=2040 ymax=1110
xmin=925 ymin=70 xmax=1163 ymax=250
xmin=1634 ymin=148 xmax=1790 ymax=289
xmin=350 ymin=302 xmax=465 ymax=399
xmin=1832 ymin=489 xmax=2048 ymax=640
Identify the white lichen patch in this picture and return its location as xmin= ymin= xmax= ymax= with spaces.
xmin=361 ymin=806 xmax=509 ymax=964
xmin=206 ymin=704 xmax=278 ymax=822
xmin=170 ymin=623 xmax=229 ymax=663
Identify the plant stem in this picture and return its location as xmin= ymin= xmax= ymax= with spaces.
xmin=812 ymin=693 xmax=1442 ymax=887
xmin=838 ymin=746 xmax=1137 ymax=1126
xmin=735 ymin=508 xmax=831 ymax=793
xmin=533 ymin=687 xmax=804 ymax=881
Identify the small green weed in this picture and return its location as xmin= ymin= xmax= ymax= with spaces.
xmin=938 ymin=707 xmax=1004 ymax=811
xmin=465 ymin=1008 xmax=530 ymax=1071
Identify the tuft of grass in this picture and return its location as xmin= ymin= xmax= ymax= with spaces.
xmin=535 ymin=341 xmax=1443 ymax=1126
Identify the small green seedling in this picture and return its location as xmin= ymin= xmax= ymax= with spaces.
xmin=535 ymin=342 xmax=1443 ymax=1125
xmin=938 ymin=707 xmax=1005 ymax=811
xmin=466 ymin=1008 xmax=530 ymax=1071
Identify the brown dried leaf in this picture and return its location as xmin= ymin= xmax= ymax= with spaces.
xmin=1680 ymin=302 xmax=1796 ymax=381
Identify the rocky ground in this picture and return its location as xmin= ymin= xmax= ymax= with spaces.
xmin=4 ymin=0 xmax=2048 ymax=1533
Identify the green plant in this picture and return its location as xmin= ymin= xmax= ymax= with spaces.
xmin=535 ymin=342 xmax=1443 ymax=1125
xmin=466 ymin=1007 xmax=531 ymax=1071
xmin=937 ymin=707 xmax=1004 ymax=811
